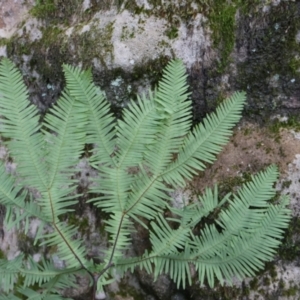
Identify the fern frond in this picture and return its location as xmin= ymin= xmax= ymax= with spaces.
xmin=64 ymin=66 xmax=117 ymax=168
xmin=16 ymin=287 xmax=72 ymax=300
xmin=115 ymin=167 xmax=290 ymax=289
xmin=40 ymin=65 xmax=90 ymax=221
xmin=85 ymin=90 xmax=116 ymax=167
xmin=0 ymin=289 xmax=69 ymax=300
xmin=104 ymin=211 xmax=134 ymax=261
xmin=116 ymin=93 xmax=158 ymax=168
xmin=145 ymin=60 xmax=192 ymax=175
xmin=123 ymin=172 xmax=170 ymax=221
xmin=117 ymin=195 xmax=290 ymax=289
xmin=40 ymin=222 xmax=89 ymax=268
xmin=94 ymin=60 xmax=192 ymax=220
xmin=0 ymin=163 xmax=48 ymax=230
xmin=0 ymin=254 xmax=79 ymax=294
xmin=95 ymin=267 xmax=116 ymax=292
xmin=114 ymin=188 xmax=229 ymax=285
xmin=190 ymin=196 xmax=290 ymax=287
xmin=169 ymin=185 xmax=231 ymax=227
xmin=90 ymin=167 xmax=134 ymax=212
xmin=0 ymin=293 xmax=20 ymax=300
xmin=188 ymin=166 xmax=290 ymax=287
xmin=43 ymin=67 xmax=88 ymax=188
xmin=0 ymin=58 xmax=48 ymax=189
xmin=0 ymin=58 xmax=290 ymax=298
xmin=90 ymin=136 xmax=168 ymax=218
xmin=0 ymin=255 xmax=23 ymax=293
xmin=16 ymin=289 xmax=47 ymax=300
xmin=162 ymin=91 xmax=246 ymax=186
xmin=90 ymin=92 xmax=159 ymax=213
xmin=150 ymin=214 xmax=190 ymax=255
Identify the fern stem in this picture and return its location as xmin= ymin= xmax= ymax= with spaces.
xmin=46 ymin=189 xmax=97 ymax=297
xmin=125 ymin=175 xmax=159 ymax=214
xmin=109 ymin=213 xmax=126 ymax=265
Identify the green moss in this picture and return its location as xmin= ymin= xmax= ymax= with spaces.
xmin=218 ymin=171 xmax=252 ymax=197
xmin=281 ymin=180 xmax=292 ymax=189
xmin=267 ymin=263 xmax=277 ymax=280
xmin=67 ymin=213 xmax=90 ymax=235
xmin=0 ymin=249 xmax=6 ymax=259
xmin=116 ymin=278 xmax=145 ymax=300
xmin=278 ymin=279 xmax=285 ymax=289
xmin=190 ymin=283 xmax=248 ymax=300
xmin=75 ymin=21 xmax=115 ymax=67
xmin=17 ymin=43 xmax=32 ymax=56
xmin=18 ymin=232 xmax=40 ymax=253
xmin=263 ymin=276 xmax=271 ymax=286
xmin=288 ymin=56 xmax=300 ymax=75
xmin=131 ymin=55 xmax=170 ymax=83
xmin=268 ymin=116 xmax=300 ymax=135
xmin=30 ymin=0 xmax=83 ymax=25
xmin=165 ymin=25 xmax=179 ymax=39
xmin=278 ymin=217 xmax=300 ymax=261
xmin=250 ymin=277 xmax=259 ymax=290
xmin=6 ymin=24 xmax=68 ymax=85
xmin=282 ymin=285 xmax=298 ymax=297
xmin=266 ymin=115 xmax=300 ymax=143
xmin=207 ymin=0 xmax=237 ymax=73
xmin=119 ymin=0 xmax=249 ymax=74
xmin=5 ymin=18 xmax=112 ymax=88
xmin=40 ymin=26 xmax=63 ymax=47
xmin=30 ymin=0 xmax=56 ymax=19
xmin=243 ymin=285 xmax=250 ymax=296
xmin=0 ymin=38 xmax=10 ymax=47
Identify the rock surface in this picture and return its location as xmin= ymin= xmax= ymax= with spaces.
xmin=1 ymin=0 xmax=300 ymax=299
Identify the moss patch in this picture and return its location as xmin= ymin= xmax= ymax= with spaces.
xmin=206 ymin=0 xmax=238 ymax=72
xmin=30 ymin=0 xmax=84 ymax=25
xmin=17 ymin=232 xmax=40 ymax=256
xmin=278 ymin=217 xmax=300 ymax=261
xmin=67 ymin=213 xmax=90 ymax=236
xmin=0 ymin=249 xmax=6 ymax=259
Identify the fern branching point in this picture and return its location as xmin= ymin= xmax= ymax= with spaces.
xmin=0 ymin=58 xmax=291 ymax=299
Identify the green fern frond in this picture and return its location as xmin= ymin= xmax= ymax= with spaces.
xmin=0 ymin=294 xmax=20 ymax=300
xmin=116 ymin=94 xmax=158 ymax=168
xmin=169 ymin=185 xmax=231 ymax=227
xmin=0 ymin=254 xmax=79 ymax=295
xmin=115 ymin=167 xmax=290 ymax=289
xmin=0 ymin=58 xmax=48 ymax=189
xmin=162 ymin=91 xmax=246 ymax=186
xmin=0 ymin=58 xmax=291 ymax=299
xmin=43 ymin=66 xmax=88 ymax=188
xmin=190 ymin=197 xmax=290 ymax=287
xmin=124 ymin=172 xmax=170 ymax=220
xmin=85 ymin=83 xmax=116 ymax=168
xmin=104 ymin=211 xmax=134 ymax=261
xmin=145 ymin=60 xmax=192 ymax=175
xmin=0 ymin=254 xmax=23 ymax=293
xmin=150 ymin=213 xmax=190 ymax=255
xmin=40 ymin=222 xmax=89 ymax=267
xmin=189 ymin=167 xmax=290 ymax=287
xmin=0 ymin=162 xmax=47 ymax=230
xmin=16 ymin=287 xmax=72 ymax=300
xmin=90 ymin=167 xmax=133 ymax=212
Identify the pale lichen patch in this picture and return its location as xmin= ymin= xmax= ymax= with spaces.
xmin=173 ymin=13 xmax=213 ymax=69
xmin=112 ymin=10 xmax=170 ymax=69
xmin=0 ymin=46 xmax=7 ymax=57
